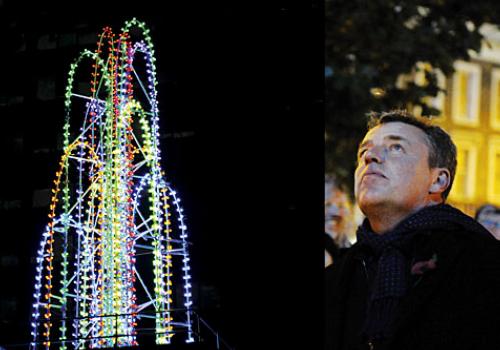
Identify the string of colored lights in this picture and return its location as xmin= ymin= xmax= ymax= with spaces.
xmin=30 ymin=19 xmax=194 ymax=349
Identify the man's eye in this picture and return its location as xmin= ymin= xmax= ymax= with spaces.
xmin=357 ymin=149 xmax=366 ymax=158
xmin=389 ymin=144 xmax=403 ymax=152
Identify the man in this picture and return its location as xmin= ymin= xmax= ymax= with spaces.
xmin=325 ymin=110 xmax=500 ymax=350
xmin=325 ymin=177 xmax=352 ymax=267
xmin=475 ymin=204 xmax=500 ymax=240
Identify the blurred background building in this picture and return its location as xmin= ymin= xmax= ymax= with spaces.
xmin=410 ymin=24 xmax=500 ymax=216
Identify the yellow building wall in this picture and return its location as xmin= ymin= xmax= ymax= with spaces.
xmin=431 ymin=60 xmax=500 ymax=217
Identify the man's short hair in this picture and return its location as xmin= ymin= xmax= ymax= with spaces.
xmin=367 ymin=110 xmax=457 ymax=200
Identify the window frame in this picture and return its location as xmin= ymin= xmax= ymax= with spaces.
xmin=487 ymin=137 xmax=500 ymax=205
xmin=449 ymin=131 xmax=480 ymax=202
xmin=489 ymin=68 xmax=500 ymax=130
xmin=451 ymin=61 xmax=482 ymax=127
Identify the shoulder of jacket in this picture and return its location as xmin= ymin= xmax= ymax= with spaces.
xmin=436 ymin=227 xmax=500 ymax=269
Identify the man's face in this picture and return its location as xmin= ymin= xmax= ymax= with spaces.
xmin=478 ymin=212 xmax=500 ymax=240
xmin=325 ymin=187 xmax=347 ymax=236
xmin=355 ymin=122 xmax=435 ymax=216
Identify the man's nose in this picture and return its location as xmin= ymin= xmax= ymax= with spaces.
xmin=364 ymin=146 xmax=384 ymax=164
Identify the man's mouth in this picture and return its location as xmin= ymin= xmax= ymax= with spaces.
xmin=362 ymin=170 xmax=387 ymax=180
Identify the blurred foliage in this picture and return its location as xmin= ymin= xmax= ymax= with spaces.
xmin=326 ymin=0 xmax=500 ymax=195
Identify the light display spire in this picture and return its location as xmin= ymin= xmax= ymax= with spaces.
xmin=30 ymin=19 xmax=195 ymax=349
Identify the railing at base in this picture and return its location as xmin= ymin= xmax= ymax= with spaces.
xmin=192 ymin=311 xmax=234 ymax=350
xmin=25 ymin=309 xmax=234 ymax=350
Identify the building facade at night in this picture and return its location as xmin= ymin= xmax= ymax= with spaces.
xmin=411 ymin=23 xmax=500 ymax=217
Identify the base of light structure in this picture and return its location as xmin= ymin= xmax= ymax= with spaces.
xmin=30 ymin=18 xmax=195 ymax=349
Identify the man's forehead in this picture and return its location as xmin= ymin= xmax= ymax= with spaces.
xmin=361 ymin=122 xmax=428 ymax=145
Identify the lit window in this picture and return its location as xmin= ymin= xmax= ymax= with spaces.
xmin=451 ymin=61 xmax=481 ymax=126
xmin=489 ymin=68 xmax=500 ymax=130
xmin=449 ymin=132 xmax=480 ymax=202
xmin=487 ymin=138 xmax=500 ymax=205
xmin=455 ymin=148 xmax=471 ymax=196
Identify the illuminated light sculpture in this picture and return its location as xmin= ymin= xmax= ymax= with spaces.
xmin=30 ymin=19 xmax=194 ymax=349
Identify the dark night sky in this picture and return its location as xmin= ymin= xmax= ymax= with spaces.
xmin=0 ymin=1 xmax=323 ymax=349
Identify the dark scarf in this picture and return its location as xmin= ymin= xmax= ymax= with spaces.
xmin=356 ymin=204 xmax=490 ymax=342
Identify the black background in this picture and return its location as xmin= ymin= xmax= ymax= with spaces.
xmin=0 ymin=1 xmax=324 ymax=349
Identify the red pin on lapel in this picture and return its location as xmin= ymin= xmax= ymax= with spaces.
xmin=411 ymin=253 xmax=438 ymax=275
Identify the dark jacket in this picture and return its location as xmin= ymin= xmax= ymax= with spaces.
xmin=325 ymin=233 xmax=341 ymax=262
xmin=325 ymin=214 xmax=500 ymax=350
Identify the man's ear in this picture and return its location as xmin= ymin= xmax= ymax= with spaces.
xmin=429 ymin=168 xmax=451 ymax=195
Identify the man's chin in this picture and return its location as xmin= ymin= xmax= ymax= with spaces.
xmin=357 ymin=195 xmax=386 ymax=213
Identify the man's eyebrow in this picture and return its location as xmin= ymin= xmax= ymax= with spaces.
xmin=357 ymin=135 xmax=411 ymax=151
